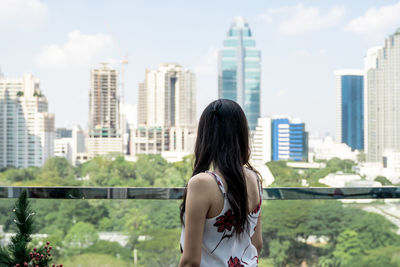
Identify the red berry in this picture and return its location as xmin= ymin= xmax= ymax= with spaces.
xmin=46 ymin=241 xmax=50 ymax=245
xmin=49 ymin=246 xmax=52 ymax=250
xmin=24 ymin=263 xmax=28 ymax=266
xmin=33 ymin=248 xmax=37 ymax=252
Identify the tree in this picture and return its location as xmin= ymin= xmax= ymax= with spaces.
xmin=135 ymin=155 xmax=170 ymax=185
xmin=63 ymin=222 xmax=99 ymax=255
xmin=268 ymin=240 xmax=291 ymax=267
xmin=266 ymin=161 xmax=302 ymax=186
xmin=0 ymin=191 xmax=59 ymax=267
xmin=375 ymin=176 xmax=392 ymax=185
xmin=136 ymin=228 xmax=181 ymax=267
xmin=332 ymin=230 xmax=363 ymax=265
xmin=84 ymin=240 xmax=131 ymax=261
xmin=124 ymin=207 xmax=150 ymax=250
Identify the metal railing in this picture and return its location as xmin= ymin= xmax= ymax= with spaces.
xmin=1 ymin=186 xmax=400 ymax=200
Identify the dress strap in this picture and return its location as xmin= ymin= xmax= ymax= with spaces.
xmin=206 ymin=171 xmax=226 ymax=197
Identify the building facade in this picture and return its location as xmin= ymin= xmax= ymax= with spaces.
xmin=138 ymin=63 xmax=196 ymax=128
xmin=88 ymin=63 xmax=123 ymax=157
xmin=365 ymin=29 xmax=400 ymax=162
xmin=0 ymin=74 xmax=55 ymax=168
xmin=334 ymin=70 xmax=364 ymax=150
xmin=218 ymin=16 xmax=261 ymax=130
xmin=271 ymin=117 xmax=308 ymax=161
xmin=251 ymin=117 xmax=272 ymax=164
xmin=133 ymin=63 xmax=196 ymax=161
xmin=54 ymin=125 xmax=86 ymax=165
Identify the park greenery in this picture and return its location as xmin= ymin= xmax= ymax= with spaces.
xmin=0 ymin=155 xmax=399 ymax=266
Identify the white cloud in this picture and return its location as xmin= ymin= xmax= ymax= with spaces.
xmin=296 ymin=48 xmax=327 ymax=57
xmin=297 ymin=49 xmax=311 ymax=57
xmin=34 ymin=30 xmax=114 ymax=69
xmin=256 ymin=6 xmax=290 ymax=24
xmin=258 ymin=4 xmax=345 ymax=35
xmin=194 ymin=47 xmax=218 ymax=76
xmin=281 ymin=5 xmax=345 ymax=35
xmin=0 ymin=0 xmax=48 ymax=30
xmin=345 ymin=2 xmax=400 ymax=35
xmin=276 ymin=89 xmax=288 ymax=97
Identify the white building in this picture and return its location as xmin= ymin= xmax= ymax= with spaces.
xmin=251 ymin=117 xmax=271 ymax=164
xmin=382 ymin=149 xmax=400 ymax=184
xmin=88 ymin=63 xmax=123 ymax=157
xmin=319 ymin=173 xmax=380 ymax=187
xmin=132 ymin=63 xmax=197 ymax=161
xmin=54 ymin=138 xmax=73 ymax=161
xmin=310 ymin=136 xmax=358 ymax=162
xmin=0 ymin=74 xmax=55 ymax=168
xmin=138 ymin=63 xmax=196 ymax=129
xmin=54 ymin=125 xmax=86 ymax=165
xmin=365 ymin=29 xmax=400 ymax=162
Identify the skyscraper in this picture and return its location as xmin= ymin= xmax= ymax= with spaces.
xmin=87 ymin=63 xmax=123 ymax=157
xmin=334 ymin=70 xmax=364 ymax=151
xmin=133 ymin=63 xmax=196 ymax=161
xmin=218 ymin=16 xmax=261 ymax=130
xmin=365 ymin=29 xmax=400 ymax=162
xmin=138 ymin=63 xmax=196 ymax=128
xmin=0 ymin=74 xmax=55 ymax=168
xmin=271 ymin=117 xmax=308 ymax=161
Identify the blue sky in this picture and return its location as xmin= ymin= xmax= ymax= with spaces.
xmin=1 ymin=0 xmax=400 ymax=135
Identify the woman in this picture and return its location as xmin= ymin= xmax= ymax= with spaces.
xmin=179 ymin=99 xmax=263 ymax=267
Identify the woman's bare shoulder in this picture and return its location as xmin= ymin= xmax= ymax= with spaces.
xmin=187 ymin=172 xmax=215 ymax=191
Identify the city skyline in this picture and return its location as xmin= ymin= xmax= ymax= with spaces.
xmin=2 ymin=0 xmax=400 ymax=135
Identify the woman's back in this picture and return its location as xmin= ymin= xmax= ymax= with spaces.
xmin=179 ymin=99 xmax=263 ymax=267
xmin=180 ymin=169 xmax=262 ymax=266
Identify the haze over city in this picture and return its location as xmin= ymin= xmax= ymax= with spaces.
xmin=1 ymin=0 xmax=400 ymax=135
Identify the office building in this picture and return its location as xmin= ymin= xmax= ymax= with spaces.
xmin=0 ymin=74 xmax=55 ymax=168
xmin=88 ymin=63 xmax=123 ymax=157
xmin=218 ymin=16 xmax=261 ymax=130
xmin=334 ymin=69 xmax=364 ymax=150
xmin=138 ymin=63 xmax=196 ymax=128
xmin=271 ymin=117 xmax=308 ymax=161
xmin=365 ymin=29 xmax=400 ymax=162
xmin=133 ymin=63 xmax=196 ymax=161
xmin=251 ymin=117 xmax=272 ymax=164
xmin=54 ymin=125 xmax=86 ymax=165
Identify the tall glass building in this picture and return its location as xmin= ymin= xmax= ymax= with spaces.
xmin=335 ymin=70 xmax=364 ymax=151
xmin=218 ymin=16 xmax=261 ymax=130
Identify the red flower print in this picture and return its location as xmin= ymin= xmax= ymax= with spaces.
xmin=214 ymin=209 xmax=235 ymax=232
xmin=251 ymin=199 xmax=261 ymax=214
xmin=228 ymin=256 xmax=244 ymax=267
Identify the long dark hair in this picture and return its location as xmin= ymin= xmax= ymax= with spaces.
xmin=180 ymin=99 xmax=259 ymax=236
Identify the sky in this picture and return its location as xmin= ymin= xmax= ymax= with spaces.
xmin=1 ymin=0 xmax=400 ymax=136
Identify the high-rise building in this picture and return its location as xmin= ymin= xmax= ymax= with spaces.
xmin=365 ymin=29 xmax=400 ymax=162
xmin=88 ymin=63 xmax=123 ymax=157
xmin=138 ymin=63 xmax=196 ymax=128
xmin=271 ymin=117 xmax=308 ymax=161
xmin=334 ymin=70 xmax=364 ymax=151
xmin=251 ymin=117 xmax=272 ymax=164
xmin=218 ymin=16 xmax=261 ymax=130
xmin=0 ymin=74 xmax=55 ymax=168
xmin=133 ymin=63 xmax=196 ymax=161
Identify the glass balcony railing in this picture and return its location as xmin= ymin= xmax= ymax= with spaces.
xmin=1 ymin=186 xmax=400 ymax=266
